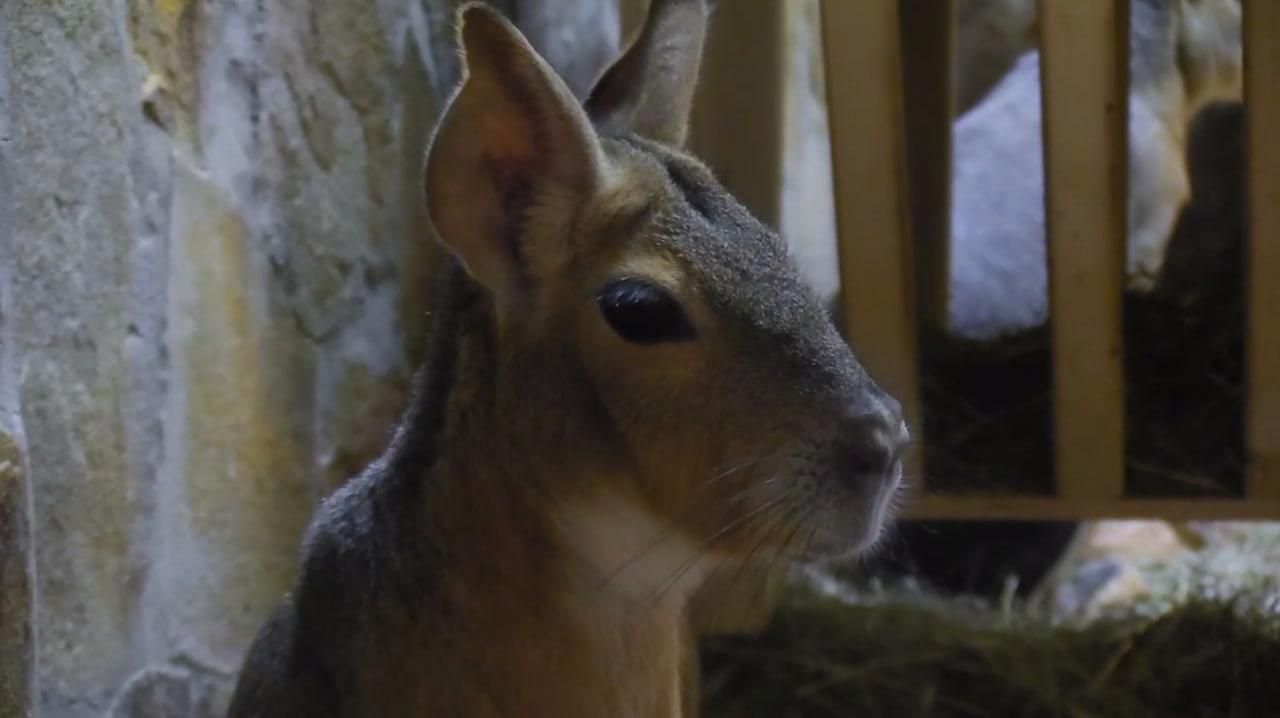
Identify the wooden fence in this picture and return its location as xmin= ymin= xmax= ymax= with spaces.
xmin=684 ymin=0 xmax=1280 ymax=521
xmin=820 ymin=0 xmax=1280 ymax=520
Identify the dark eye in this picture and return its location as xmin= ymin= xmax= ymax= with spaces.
xmin=597 ymin=279 xmax=697 ymax=344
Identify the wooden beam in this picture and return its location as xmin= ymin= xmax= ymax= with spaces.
xmin=689 ymin=0 xmax=786 ymax=228
xmin=618 ymin=0 xmax=648 ymax=40
xmin=820 ymin=0 xmax=924 ymax=493
xmin=905 ymin=496 xmax=1280 ymax=521
xmin=899 ymin=0 xmax=955 ymax=337
xmin=1245 ymin=0 xmax=1280 ymax=502
xmin=1038 ymin=0 xmax=1128 ymax=501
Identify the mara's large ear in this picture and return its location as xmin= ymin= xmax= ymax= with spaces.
xmin=584 ymin=0 xmax=708 ymax=147
xmin=425 ymin=4 xmax=605 ymax=306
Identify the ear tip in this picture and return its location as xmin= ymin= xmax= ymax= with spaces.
xmin=457 ymin=2 xmax=518 ymax=51
xmin=457 ymin=1 xmax=501 ymax=25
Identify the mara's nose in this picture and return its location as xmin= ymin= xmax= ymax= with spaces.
xmin=832 ymin=397 xmax=909 ymax=482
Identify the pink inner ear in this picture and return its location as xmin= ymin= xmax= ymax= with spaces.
xmin=478 ymin=112 xmax=544 ymax=296
xmin=479 ymin=111 xmax=546 ymax=194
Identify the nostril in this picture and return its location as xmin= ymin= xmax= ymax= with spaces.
xmin=832 ymin=402 xmax=907 ymax=480
xmin=832 ymin=430 xmax=897 ymax=479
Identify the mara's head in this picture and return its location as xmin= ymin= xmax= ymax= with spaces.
xmin=424 ymin=1 xmax=906 ymax=565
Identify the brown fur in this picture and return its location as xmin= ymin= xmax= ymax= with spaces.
xmin=227 ymin=3 xmax=906 ymax=716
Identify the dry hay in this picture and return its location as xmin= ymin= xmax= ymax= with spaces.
xmin=701 ymin=580 xmax=1280 ymax=718
xmin=703 ymin=521 xmax=1280 ymax=717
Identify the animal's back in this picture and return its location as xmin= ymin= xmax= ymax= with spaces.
xmin=227 ymin=461 xmax=447 ymax=716
xmin=227 ymin=600 xmax=337 ymax=717
xmin=226 ymin=482 xmax=360 ymax=717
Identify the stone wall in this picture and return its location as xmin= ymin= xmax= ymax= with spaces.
xmin=0 ymin=1 xmax=615 ymax=715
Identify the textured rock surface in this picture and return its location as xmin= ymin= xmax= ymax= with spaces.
xmin=0 ymin=1 xmax=615 ymax=715
xmin=1035 ymin=520 xmax=1280 ymax=623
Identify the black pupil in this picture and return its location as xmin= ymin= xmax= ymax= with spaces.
xmin=597 ymin=279 xmax=696 ymax=344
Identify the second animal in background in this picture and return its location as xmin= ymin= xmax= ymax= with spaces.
xmin=948 ymin=0 xmax=1242 ymax=342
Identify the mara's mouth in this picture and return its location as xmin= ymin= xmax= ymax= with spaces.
xmin=672 ymin=449 xmax=906 ymax=567
xmin=793 ymin=459 xmax=904 ymax=562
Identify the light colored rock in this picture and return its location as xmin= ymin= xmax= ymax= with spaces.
xmin=0 ymin=0 xmax=466 ymax=713
xmin=0 ymin=16 xmax=33 ymax=716
xmin=1046 ymin=558 xmax=1155 ymax=620
xmin=1077 ymin=520 xmax=1195 ymax=562
xmin=1039 ymin=520 xmax=1194 ymax=619
xmin=108 ymin=665 xmax=227 ymax=718
xmin=0 ymin=1 xmax=630 ymax=714
xmin=1036 ymin=519 xmax=1280 ymax=622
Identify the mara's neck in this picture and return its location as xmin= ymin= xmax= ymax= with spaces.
xmin=401 ymin=265 xmax=705 ymax=716
xmin=418 ymin=455 xmax=706 ymax=717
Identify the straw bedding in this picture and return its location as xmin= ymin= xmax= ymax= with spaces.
xmin=702 ymin=520 xmax=1280 ymax=717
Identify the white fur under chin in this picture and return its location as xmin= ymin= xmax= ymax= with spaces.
xmin=556 ymin=493 xmax=720 ymax=609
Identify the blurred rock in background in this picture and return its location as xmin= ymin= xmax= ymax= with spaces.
xmin=0 ymin=1 xmax=617 ymax=714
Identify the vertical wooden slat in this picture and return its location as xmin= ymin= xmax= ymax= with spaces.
xmin=899 ymin=0 xmax=955 ymax=338
xmin=618 ymin=0 xmax=648 ymax=40
xmin=820 ymin=0 xmax=923 ymax=492
xmin=1038 ymin=0 xmax=1128 ymax=501
xmin=690 ymin=0 xmax=786 ymax=228
xmin=1246 ymin=0 xmax=1280 ymax=501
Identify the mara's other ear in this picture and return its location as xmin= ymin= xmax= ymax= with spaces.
xmin=585 ymin=0 xmax=708 ymax=147
xmin=425 ymin=3 xmax=605 ymax=306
